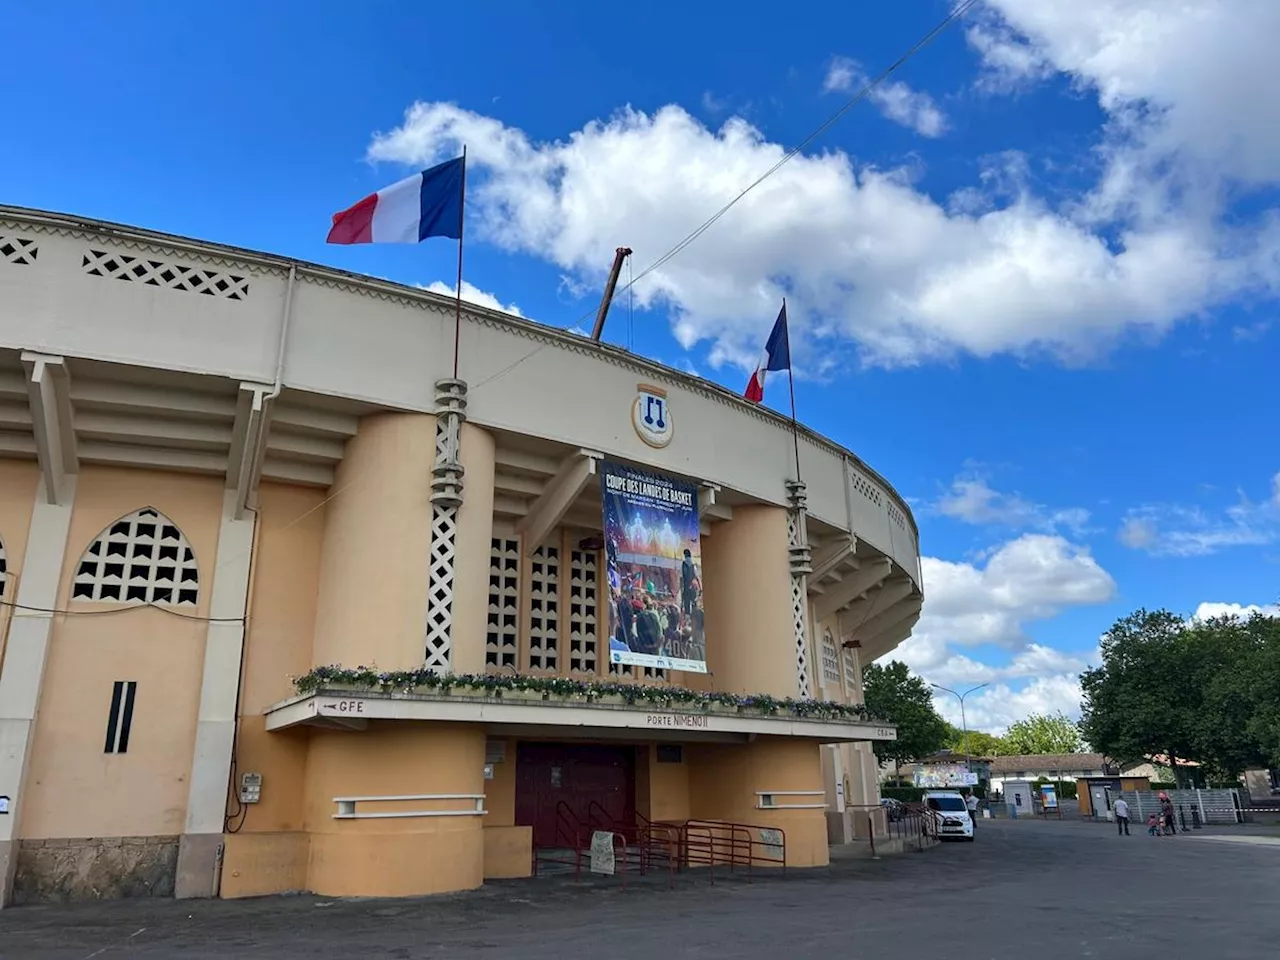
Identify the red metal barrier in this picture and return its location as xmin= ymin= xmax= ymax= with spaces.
xmin=680 ymin=819 xmax=787 ymax=884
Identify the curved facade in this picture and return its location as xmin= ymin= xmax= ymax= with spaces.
xmin=0 ymin=206 xmax=922 ymax=904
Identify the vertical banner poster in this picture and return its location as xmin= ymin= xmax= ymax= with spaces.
xmin=601 ymin=461 xmax=706 ymax=673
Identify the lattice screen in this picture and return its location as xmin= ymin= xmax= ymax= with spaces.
xmin=526 ymin=545 xmax=560 ymax=672
xmin=486 ymin=538 xmax=520 ymax=670
xmin=568 ymin=547 xmax=599 ymax=675
xmin=82 ymin=249 xmax=249 ymax=300
xmin=0 ymin=236 xmax=37 ymax=265
xmin=843 ymin=646 xmax=860 ymax=703
xmin=71 ymin=508 xmax=198 ymax=605
xmin=821 ymin=629 xmax=840 ymax=687
xmin=791 ymin=579 xmax=811 ymax=697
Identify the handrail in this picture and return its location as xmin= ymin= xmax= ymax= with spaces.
xmin=680 ymin=819 xmax=787 ymax=884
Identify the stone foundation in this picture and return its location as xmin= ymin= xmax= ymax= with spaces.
xmin=12 ymin=836 xmax=179 ymax=905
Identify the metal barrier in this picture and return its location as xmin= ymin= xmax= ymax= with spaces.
xmin=532 ymin=800 xmax=588 ymax=880
xmin=680 ymin=819 xmax=787 ymax=884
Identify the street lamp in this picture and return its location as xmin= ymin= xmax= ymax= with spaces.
xmin=930 ymin=682 xmax=989 ymax=772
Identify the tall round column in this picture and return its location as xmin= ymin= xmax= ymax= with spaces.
xmin=448 ymin=421 xmax=494 ymax=674
xmin=312 ymin=412 xmax=437 ymax=671
xmin=699 ymin=504 xmax=794 ymax=698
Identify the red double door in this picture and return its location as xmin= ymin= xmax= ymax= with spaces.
xmin=515 ymin=742 xmax=636 ymax=848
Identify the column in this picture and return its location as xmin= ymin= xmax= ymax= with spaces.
xmin=174 ymin=490 xmax=256 ymax=899
xmin=312 ymin=412 xmax=437 ymax=670
xmin=447 ymin=419 xmax=494 ymax=675
xmin=699 ymin=504 xmax=794 ymax=697
xmin=0 ymin=477 xmax=76 ymax=908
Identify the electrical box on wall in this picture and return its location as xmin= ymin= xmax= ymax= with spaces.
xmin=239 ymin=772 xmax=262 ymax=804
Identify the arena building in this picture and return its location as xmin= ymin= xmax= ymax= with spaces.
xmin=0 ymin=206 xmax=922 ymax=905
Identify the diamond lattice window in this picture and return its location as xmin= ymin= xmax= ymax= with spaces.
xmin=0 ymin=236 xmax=37 ymax=265
xmin=71 ymin=508 xmax=198 ymax=605
xmin=568 ymin=548 xmax=599 ymax=675
xmin=843 ymin=646 xmax=860 ymax=703
xmin=821 ymin=630 xmax=840 ymax=686
xmin=82 ymin=248 xmax=249 ymax=300
xmin=791 ymin=578 xmax=810 ymax=697
xmin=0 ymin=535 xmax=7 ymax=599
xmin=486 ymin=537 xmax=520 ymax=670
xmin=526 ymin=545 xmax=560 ymax=673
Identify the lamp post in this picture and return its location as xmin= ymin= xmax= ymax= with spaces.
xmin=930 ymin=682 xmax=989 ymax=772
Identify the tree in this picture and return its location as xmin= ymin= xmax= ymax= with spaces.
xmin=942 ymin=722 xmax=1007 ymax=757
xmin=862 ymin=661 xmax=951 ymax=778
xmin=1080 ymin=608 xmax=1280 ymax=783
xmin=1003 ymin=712 xmax=1083 ymax=754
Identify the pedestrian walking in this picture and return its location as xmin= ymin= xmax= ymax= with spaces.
xmin=1114 ymin=797 xmax=1131 ymax=835
xmin=1159 ymin=793 xmax=1177 ymax=835
xmin=965 ymin=790 xmax=979 ymax=833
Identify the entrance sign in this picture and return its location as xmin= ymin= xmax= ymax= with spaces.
xmin=602 ymin=461 xmax=707 ymax=673
xmin=759 ymin=828 xmax=784 ymax=861
xmin=589 ymin=831 xmax=616 ymax=875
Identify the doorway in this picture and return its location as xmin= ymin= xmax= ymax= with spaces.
xmin=515 ymin=742 xmax=637 ymax=847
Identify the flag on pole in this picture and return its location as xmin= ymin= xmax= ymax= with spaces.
xmin=327 ymin=156 xmax=465 ymax=244
xmin=744 ymin=304 xmax=790 ymax=403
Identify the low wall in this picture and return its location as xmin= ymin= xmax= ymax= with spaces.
xmin=12 ymin=836 xmax=178 ymax=904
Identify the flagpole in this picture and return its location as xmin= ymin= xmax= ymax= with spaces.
xmin=452 ymin=145 xmax=467 ymax=380
xmin=783 ymin=298 xmax=802 ymax=482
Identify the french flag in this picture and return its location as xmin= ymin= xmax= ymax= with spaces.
xmin=744 ymin=304 xmax=791 ymax=403
xmin=327 ymin=156 xmax=465 ymax=245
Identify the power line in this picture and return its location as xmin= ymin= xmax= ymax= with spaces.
xmin=472 ymin=0 xmax=980 ymax=391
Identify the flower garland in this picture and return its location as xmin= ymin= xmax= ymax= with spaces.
xmin=293 ymin=664 xmax=876 ymax=723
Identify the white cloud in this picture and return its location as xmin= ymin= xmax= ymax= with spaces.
xmin=823 ymin=56 xmax=948 ymax=138
xmin=1191 ymin=601 xmax=1280 ymax=622
xmin=974 ymin=0 xmax=1280 ymax=189
xmin=938 ymin=675 xmax=1087 ymax=734
xmin=932 ymin=474 xmax=1090 ymax=533
xmin=1117 ymin=488 xmax=1279 ymax=557
xmin=365 ymin=73 xmax=1279 ymax=371
xmin=890 ymin=533 xmax=1114 ymax=732
xmin=420 ymin=279 xmax=523 ymax=317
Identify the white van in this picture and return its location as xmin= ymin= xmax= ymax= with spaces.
xmin=922 ymin=791 xmax=975 ymax=841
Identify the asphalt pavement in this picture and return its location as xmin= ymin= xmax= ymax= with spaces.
xmin=1 ymin=817 xmax=1277 ymax=959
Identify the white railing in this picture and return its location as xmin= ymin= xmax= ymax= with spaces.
xmin=332 ymin=793 xmax=487 ymax=820
xmin=756 ymin=790 xmax=827 ymax=810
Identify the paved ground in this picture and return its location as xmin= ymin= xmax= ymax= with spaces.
xmin=2 ymin=818 xmax=1278 ymax=959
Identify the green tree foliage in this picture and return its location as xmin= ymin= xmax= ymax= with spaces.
xmin=1081 ymin=608 xmax=1280 ymax=781
xmin=1003 ymin=711 xmax=1084 ymax=754
xmin=862 ymin=661 xmax=950 ymax=773
xmin=942 ymin=722 xmax=1008 ymax=757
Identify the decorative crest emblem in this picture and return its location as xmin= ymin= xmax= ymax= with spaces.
xmin=632 ymin=383 xmax=672 ymax=448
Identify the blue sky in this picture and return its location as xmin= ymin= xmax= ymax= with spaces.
xmin=6 ymin=1 xmax=1278 ymax=730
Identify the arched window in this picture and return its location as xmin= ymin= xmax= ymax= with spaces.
xmin=0 ymin=534 xmax=8 ymax=599
xmin=71 ymin=508 xmax=199 ymax=606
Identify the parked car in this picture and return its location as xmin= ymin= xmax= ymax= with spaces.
xmin=922 ymin=791 xmax=975 ymax=841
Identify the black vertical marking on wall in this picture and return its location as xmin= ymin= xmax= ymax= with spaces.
xmin=104 ymin=681 xmax=123 ymax=752
xmin=117 ymin=681 xmax=137 ymax=753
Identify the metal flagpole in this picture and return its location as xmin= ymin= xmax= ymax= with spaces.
xmin=783 ymin=298 xmax=801 ymax=482
xmin=452 ymin=145 xmax=467 ymax=379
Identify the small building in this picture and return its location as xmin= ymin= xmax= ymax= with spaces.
xmin=1078 ymin=776 xmax=1153 ymax=818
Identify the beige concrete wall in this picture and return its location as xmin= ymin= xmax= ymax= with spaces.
xmin=483 ymin=736 xmax=517 ymax=827
xmin=685 ymin=737 xmax=829 ymax=868
xmin=21 ymin=466 xmax=223 ymax=840
xmin=302 ymin=723 xmax=486 ymax=898
xmin=0 ymin=460 xmax=40 ymax=667
xmin=312 ymin=412 xmax=436 ymax=671
xmin=699 ymin=505 xmax=795 ymax=699
xmin=482 ymin=826 xmax=532 ymax=879
xmin=219 ymin=832 xmax=309 ymax=898
xmin=450 ymin=422 xmax=495 ymax=675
